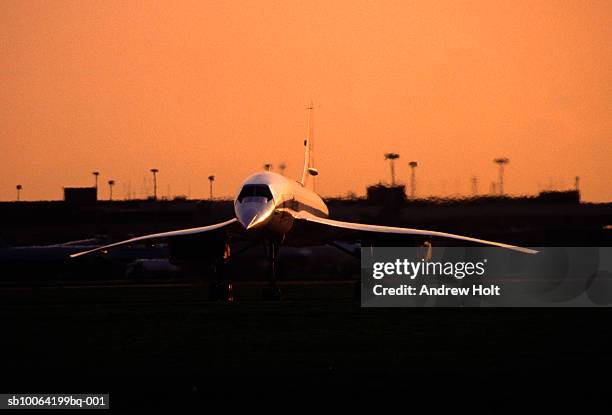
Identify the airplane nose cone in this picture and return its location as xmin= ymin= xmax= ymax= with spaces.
xmin=237 ymin=207 xmax=258 ymax=229
xmin=236 ymin=202 xmax=273 ymax=230
xmin=246 ymin=214 xmax=264 ymax=230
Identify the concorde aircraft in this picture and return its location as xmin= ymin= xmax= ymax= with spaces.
xmin=71 ymin=105 xmax=536 ymax=298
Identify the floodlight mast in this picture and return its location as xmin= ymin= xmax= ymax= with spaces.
xmin=408 ymin=161 xmax=418 ymax=198
xmin=384 ymin=153 xmax=400 ymax=186
xmin=150 ymin=169 xmax=159 ymax=200
xmin=494 ymin=158 xmax=509 ymax=195
xmin=108 ymin=180 xmax=115 ymax=201
xmin=92 ymin=171 xmax=100 ymax=198
xmin=208 ymin=175 xmax=215 ymax=199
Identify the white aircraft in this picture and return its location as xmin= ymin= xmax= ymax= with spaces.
xmin=71 ymin=105 xmax=536 ymax=298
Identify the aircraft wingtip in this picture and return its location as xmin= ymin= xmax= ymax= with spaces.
xmin=69 ymin=251 xmax=90 ymax=259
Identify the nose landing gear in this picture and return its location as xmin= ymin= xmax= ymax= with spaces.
xmin=262 ymin=239 xmax=282 ymax=300
xmin=206 ymin=238 xmax=284 ymax=301
xmin=209 ymin=281 xmax=234 ymax=302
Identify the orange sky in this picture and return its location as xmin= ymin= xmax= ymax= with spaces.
xmin=1 ymin=0 xmax=610 ymax=202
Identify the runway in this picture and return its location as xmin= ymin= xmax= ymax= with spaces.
xmin=0 ymin=279 xmax=358 ymax=305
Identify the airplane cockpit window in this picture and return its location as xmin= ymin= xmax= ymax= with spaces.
xmin=237 ymin=184 xmax=273 ymax=202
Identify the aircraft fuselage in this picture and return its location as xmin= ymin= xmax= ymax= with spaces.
xmin=234 ymin=172 xmax=328 ymax=241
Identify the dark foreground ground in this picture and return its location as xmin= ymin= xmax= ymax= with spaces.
xmin=1 ymin=280 xmax=611 ymax=410
xmin=1 ymin=196 xmax=609 ymax=410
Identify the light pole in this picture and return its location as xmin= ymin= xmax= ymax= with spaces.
xmin=264 ymin=163 xmax=272 ymax=172
xmin=208 ymin=175 xmax=215 ymax=200
xmin=408 ymin=161 xmax=418 ymax=199
xmin=16 ymin=184 xmax=22 ymax=201
xmin=108 ymin=180 xmax=115 ymax=201
xmin=574 ymin=176 xmax=580 ymax=192
xmin=279 ymin=163 xmax=287 ymax=176
xmin=150 ymin=168 xmax=159 ymax=200
xmin=494 ymin=158 xmax=509 ymax=195
xmin=92 ymin=171 xmax=100 ymax=198
xmin=384 ymin=153 xmax=400 ymax=186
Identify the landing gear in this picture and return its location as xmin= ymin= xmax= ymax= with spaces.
xmin=209 ymin=280 xmax=234 ymax=302
xmin=263 ymin=239 xmax=282 ymax=300
xmin=208 ymin=241 xmax=234 ymax=302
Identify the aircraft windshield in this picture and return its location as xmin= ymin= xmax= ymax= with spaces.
xmin=237 ymin=184 xmax=273 ymax=202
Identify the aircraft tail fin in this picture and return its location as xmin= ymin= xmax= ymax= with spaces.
xmin=300 ymin=102 xmax=318 ymax=188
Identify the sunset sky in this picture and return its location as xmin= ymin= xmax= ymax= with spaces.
xmin=1 ymin=0 xmax=610 ymax=202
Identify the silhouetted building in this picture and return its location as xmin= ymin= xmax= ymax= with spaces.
xmin=64 ymin=187 xmax=97 ymax=204
xmin=537 ymin=190 xmax=580 ymax=204
xmin=366 ymin=184 xmax=406 ymax=205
